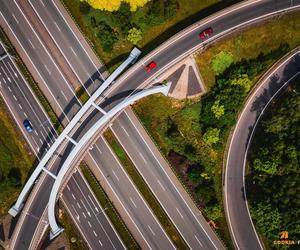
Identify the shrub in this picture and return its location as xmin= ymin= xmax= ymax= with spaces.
xmin=211 ymin=51 xmax=234 ymax=75
xmin=127 ymin=27 xmax=143 ymax=44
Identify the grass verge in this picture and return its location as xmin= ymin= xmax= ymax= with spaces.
xmin=0 ymin=96 xmax=34 ymax=219
xmin=60 ymin=205 xmax=89 ymax=250
xmin=76 ymin=86 xmax=90 ymax=104
xmin=60 ymin=0 xmax=244 ymax=70
xmin=0 ymin=28 xmax=63 ymax=133
xmin=81 ymin=164 xmax=139 ymax=249
xmin=133 ymin=10 xmax=300 ymax=249
xmin=103 ymin=129 xmax=188 ymax=249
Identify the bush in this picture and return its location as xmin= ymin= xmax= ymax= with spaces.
xmin=127 ymin=27 xmax=142 ymax=44
xmin=211 ymin=51 xmax=234 ymax=75
xmin=203 ymin=128 xmax=220 ymax=146
xmin=97 ymin=21 xmax=118 ymax=52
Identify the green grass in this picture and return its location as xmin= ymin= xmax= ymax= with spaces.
xmin=81 ymin=164 xmax=139 ymax=249
xmin=0 ymin=28 xmax=64 ymax=133
xmin=0 ymin=97 xmax=34 ymax=219
xmin=133 ymin=10 xmax=300 ymax=249
xmin=196 ymin=10 xmax=300 ymax=89
xmin=60 ymin=206 xmax=89 ymax=250
xmin=76 ymin=86 xmax=90 ymax=104
xmin=103 ymin=129 xmax=188 ymax=249
xmin=61 ymin=0 xmax=244 ymax=70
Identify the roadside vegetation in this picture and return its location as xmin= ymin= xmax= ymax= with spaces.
xmin=81 ymin=164 xmax=139 ymax=249
xmin=60 ymin=206 xmax=89 ymax=250
xmin=60 ymin=0 xmax=239 ymax=69
xmin=104 ymin=129 xmax=188 ymax=249
xmin=133 ymin=11 xmax=300 ymax=248
xmin=0 ymin=28 xmax=64 ymax=133
xmin=0 ymin=97 xmax=34 ymax=219
xmin=247 ymin=78 xmax=300 ymax=249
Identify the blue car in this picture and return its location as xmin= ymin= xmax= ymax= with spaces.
xmin=23 ymin=119 xmax=33 ymax=133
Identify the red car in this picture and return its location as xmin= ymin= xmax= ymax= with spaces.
xmin=199 ymin=27 xmax=213 ymax=39
xmin=146 ymin=61 xmax=157 ymax=72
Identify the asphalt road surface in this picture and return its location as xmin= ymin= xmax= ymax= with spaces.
xmin=1 ymin=0 xmax=300 ymax=249
xmin=86 ymin=137 xmax=175 ymax=250
xmin=225 ymin=50 xmax=300 ymax=250
xmin=111 ymin=109 xmax=223 ymax=249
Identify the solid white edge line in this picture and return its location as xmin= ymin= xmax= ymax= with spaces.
xmin=224 ymin=50 xmax=300 ymax=250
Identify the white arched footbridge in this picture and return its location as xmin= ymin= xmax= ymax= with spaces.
xmin=49 ymin=82 xmax=171 ymax=239
xmin=9 ymin=47 xmax=142 ymax=217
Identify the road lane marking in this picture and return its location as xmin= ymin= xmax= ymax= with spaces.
xmin=39 ymin=138 xmax=43 ymax=144
xmin=112 ymin=170 xmax=119 ymax=181
xmin=195 ymin=235 xmax=203 ymax=247
xmin=44 ymin=64 xmax=51 ymax=75
xmin=28 ymin=39 xmax=35 ymax=49
xmin=93 ymin=230 xmax=98 ymax=237
xmin=148 ymin=225 xmax=155 ymax=236
xmin=40 ymin=0 xmax=45 ymax=7
xmin=98 ymin=240 xmax=103 ymax=246
xmin=18 ymin=103 xmax=22 ymax=110
xmin=53 ymin=21 xmax=61 ymax=32
xmin=7 ymin=86 xmax=11 ymax=92
xmin=13 ymin=95 xmax=17 ymax=101
xmin=157 ymin=180 xmax=166 ymax=191
xmin=70 ymin=46 xmax=77 ymax=57
xmin=34 ymin=131 xmax=38 ymax=136
xmin=80 ymin=199 xmax=91 ymax=217
xmin=95 ymin=144 xmax=102 ymax=154
xmin=2 ymin=78 xmax=6 ymax=84
xmin=121 ymin=125 xmax=129 ymax=136
xmin=77 ymin=202 xmax=81 ymax=209
xmin=66 ymin=185 xmax=70 ymax=191
xmin=88 ymin=195 xmax=99 ymax=213
xmin=23 ymin=112 xmax=27 ymax=117
xmin=129 ymin=197 xmax=137 ymax=208
xmin=176 ymin=207 xmax=184 ymax=219
xmin=71 ymin=204 xmax=80 ymax=220
xmin=138 ymin=152 xmax=147 ymax=163
xmin=71 ymin=193 xmax=76 ymax=200
xmin=82 ymin=212 xmax=86 ymax=218
xmin=12 ymin=14 xmax=19 ymax=24
xmin=88 ymin=221 xmax=92 ymax=228
xmin=60 ymin=90 xmax=68 ymax=101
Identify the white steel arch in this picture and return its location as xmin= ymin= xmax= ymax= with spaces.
xmin=9 ymin=48 xmax=141 ymax=217
xmin=48 ymin=83 xmax=171 ymax=239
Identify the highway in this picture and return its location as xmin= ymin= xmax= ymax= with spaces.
xmin=85 ymin=137 xmax=175 ymax=250
xmin=111 ymin=108 xmax=223 ymax=249
xmin=0 ymin=41 xmax=125 ymax=250
xmin=0 ymin=43 xmax=56 ymax=160
xmin=225 ymin=48 xmax=300 ymax=250
xmin=2 ymin=0 xmax=300 ymax=249
xmin=0 ymin=1 xmax=176 ymax=249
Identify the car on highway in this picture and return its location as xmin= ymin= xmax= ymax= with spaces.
xmin=146 ymin=61 xmax=157 ymax=72
xmin=199 ymin=27 xmax=213 ymax=39
xmin=23 ymin=119 xmax=33 ymax=133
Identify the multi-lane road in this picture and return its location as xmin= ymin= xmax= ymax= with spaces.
xmin=225 ymin=48 xmax=300 ymax=250
xmin=1 ymin=0 xmax=300 ymax=249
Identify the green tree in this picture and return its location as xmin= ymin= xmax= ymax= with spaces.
xmin=211 ymin=51 xmax=234 ymax=75
xmin=251 ymin=200 xmax=281 ymax=238
xmin=211 ymin=100 xmax=225 ymax=119
xmin=79 ymin=1 xmax=91 ymax=15
xmin=97 ymin=21 xmax=118 ymax=52
xmin=127 ymin=27 xmax=143 ymax=44
xmin=231 ymin=74 xmax=252 ymax=93
xmin=188 ymin=168 xmax=201 ymax=183
xmin=204 ymin=206 xmax=222 ymax=220
xmin=253 ymin=158 xmax=277 ymax=174
xmin=203 ymin=128 xmax=220 ymax=146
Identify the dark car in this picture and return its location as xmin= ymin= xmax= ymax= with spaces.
xmin=146 ymin=61 xmax=157 ymax=72
xmin=23 ymin=119 xmax=33 ymax=133
xmin=199 ymin=27 xmax=213 ymax=39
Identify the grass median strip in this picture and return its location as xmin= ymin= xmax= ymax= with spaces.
xmin=103 ymin=129 xmax=188 ymax=249
xmin=0 ymin=28 xmax=64 ymax=133
xmin=81 ymin=163 xmax=139 ymax=249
